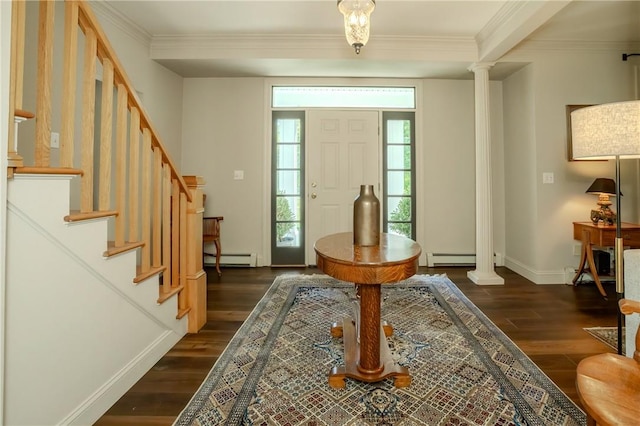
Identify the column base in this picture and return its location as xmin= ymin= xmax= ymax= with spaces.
xmin=467 ymin=270 xmax=504 ymax=285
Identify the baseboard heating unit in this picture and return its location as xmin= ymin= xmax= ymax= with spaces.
xmin=427 ymin=253 xmax=504 ymax=267
xmin=205 ymin=253 xmax=257 ymax=267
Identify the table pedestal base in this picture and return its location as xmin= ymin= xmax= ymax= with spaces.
xmin=328 ymin=317 xmax=411 ymax=389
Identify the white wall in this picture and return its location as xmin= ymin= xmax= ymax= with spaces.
xmin=503 ymin=65 xmax=538 ymax=277
xmin=180 ymin=77 xmax=506 ymax=266
xmin=94 ymin=7 xmax=184 ymax=166
xmin=181 ymin=78 xmax=266 ymax=262
xmin=421 ymin=80 xmax=505 ymax=259
xmin=503 ymin=50 xmax=638 ymax=283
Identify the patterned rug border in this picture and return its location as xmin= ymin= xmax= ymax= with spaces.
xmin=425 ymin=276 xmax=583 ymax=426
xmin=174 ymin=273 xmax=585 ymax=425
xmin=583 ymin=326 xmax=624 ymax=353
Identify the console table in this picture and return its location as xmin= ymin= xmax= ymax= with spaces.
xmin=573 ymin=221 xmax=640 ymax=298
xmin=314 ymin=232 xmax=421 ymax=388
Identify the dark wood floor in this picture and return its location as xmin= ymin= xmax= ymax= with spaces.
xmin=95 ymin=266 xmax=618 ymax=425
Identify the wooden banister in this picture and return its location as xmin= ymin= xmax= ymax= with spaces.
xmin=8 ymin=0 xmax=206 ymax=332
xmin=35 ymin=0 xmax=54 ymax=168
xmin=60 ymin=1 xmax=78 ymax=168
xmin=75 ymin=2 xmax=191 ymax=199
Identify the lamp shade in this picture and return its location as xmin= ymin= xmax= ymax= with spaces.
xmin=586 ymin=178 xmax=621 ymax=196
xmin=571 ymin=100 xmax=640 ymax=159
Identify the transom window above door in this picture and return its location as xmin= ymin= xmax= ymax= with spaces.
xmin=272 ymin=86 xmax=415 ymax=109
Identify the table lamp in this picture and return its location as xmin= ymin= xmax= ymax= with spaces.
xmin=585 ymin=178 xmax=620 ymax=225
xmin=571 ymin=100 xmax=640 ymax=355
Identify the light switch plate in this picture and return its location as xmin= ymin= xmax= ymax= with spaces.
xmin=234 ymin=170 xmax=244 ymax=180
xmin=51 ymin=132 xmax=60 ymax=149
xmin=542 ymin=172 xmax=554 ymax=184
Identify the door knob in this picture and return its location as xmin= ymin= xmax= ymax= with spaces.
xmin=311 ymin=193 xmax=317 ymax=199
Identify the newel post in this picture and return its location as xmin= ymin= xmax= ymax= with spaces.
xmin=184 ymin=175 xmax=207 ymax=333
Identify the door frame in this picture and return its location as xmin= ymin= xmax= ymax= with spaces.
xmin=262 ymin=78 xmax=424 ymax=267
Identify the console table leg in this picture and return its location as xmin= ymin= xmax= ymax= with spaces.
xmin=572 ymin=235 xmax=588 ymax=285
xmin=572 ymin=229 xmax=608 ymax=299
xmin=585 ymin=245 xmax=608 ymax=299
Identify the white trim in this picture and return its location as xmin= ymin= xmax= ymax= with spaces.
xmin=0 ymin=1 xmax=12 ymax=421
xmin=205 ymin=253 xmax=257 ymax=267
xmin=413 ymin=79 xmax=426 ymax=266
xmin=59 ymin=331 xmax=181 ymax=426
xmin=90 ymin=1 xmax=151 ymax=48
xmin=150 ymin=34 xmax=478 ymax=62
xmin=504 ymin=255 xmax=567 ymax=285
xmin=264 ymin=77 xmax=423 ymax=267
xmin=427 ymin=253 xmax=504 ymax=267
xmin=262 ymin=79 xmax=273 ymax=267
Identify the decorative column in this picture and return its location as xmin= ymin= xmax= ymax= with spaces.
xmin=467 ymin=62 xmax=504 ymax=285
xmin=184 ymin=175 xmax=207 ymax=332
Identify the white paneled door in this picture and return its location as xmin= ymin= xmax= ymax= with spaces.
xmin=306 ymin=110 xmax=380 ymax=265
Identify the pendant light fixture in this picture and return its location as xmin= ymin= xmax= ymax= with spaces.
xmin=337 ymin=0 xmax=376 ymax=54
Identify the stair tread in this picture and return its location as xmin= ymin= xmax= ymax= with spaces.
xmin=134 ymin=265 xmax=166 ymax=284
xmin=15 ymin=166 xmax=83 ymax=176
xmin=65 ymin=210 xmax=118 ymax=222
xmin=105 ymin=240 xmax=145 ymax=257
xmin=158 ymin=285 xmax=184 ymax=304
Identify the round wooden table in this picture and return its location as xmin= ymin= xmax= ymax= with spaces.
xmin=314 ymin=232 xmax=421 ymax=388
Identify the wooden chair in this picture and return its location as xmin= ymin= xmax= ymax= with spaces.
xmin=575 ymin=298 xmax=640 ymax=425
xmin=203 ymin=216 xmax=224 ymax=276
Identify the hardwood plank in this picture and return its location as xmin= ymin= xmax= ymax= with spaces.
xmin=94 ymin=266 xmax=619 ymax=425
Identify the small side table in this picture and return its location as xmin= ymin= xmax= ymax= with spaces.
xmin=314 ymin=232 xmax=421 ymax=388
xmin=572 ymin=221 xmax=640 ymax=298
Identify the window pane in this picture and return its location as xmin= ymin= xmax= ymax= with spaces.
xmin=276 ymin=222 xmax=301 ymax=247
xmin=388 ymin=222 xmax=412 ymax=239
xmin=277 ymin=145 xmax=300 ymax=169
xmin=387 ymin=171 xmax=411 ymax=195
xmin=276 ymin=119 xmax=301 ymax=143
xmin=276 ymin=171 xmax=300 ymax=195
xmin=387 ymin=145 xmax=411 ymax=169
xmin=276 ymin=196 xmax=301 ymax=221
xmin=387 ymin=120 xmax=410 ymax=144
xmin=387 ymin=197 xmax=412 ymax=221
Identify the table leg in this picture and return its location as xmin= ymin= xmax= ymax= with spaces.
xmin=572 ymin=235 xmax=588 ymax=285
xmin=585 ymin=246 xmax=608 ymax=299
xmin=573 ymin=230 xmax=607 ymax=299
xmin=328 ymin=283 xmax=411 ymax=389
xmin=358 ymin=284 xmax=383 ymax=374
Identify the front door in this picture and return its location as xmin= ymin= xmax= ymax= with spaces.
xmin=306 ymin=110 xmax=380 ymax=265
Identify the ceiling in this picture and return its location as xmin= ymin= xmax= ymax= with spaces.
xmin=95 ymin=0 xmax=640 ymax=80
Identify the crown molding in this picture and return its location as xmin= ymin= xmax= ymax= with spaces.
xmin=89 ymin=1 xmax=151 ymax=48
xmin=475 ymin=0 xmax=572 ymax=61
xmin=150 ymin=34 xmax=479 ymax=62
xmin=476 ymin=0 xmax=527 ymax=44
xmin=511 ymin=39 xmax=640 ymax=55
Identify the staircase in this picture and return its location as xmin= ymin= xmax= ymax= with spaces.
xmin=4 ymin=1 xmax=206 ymax=424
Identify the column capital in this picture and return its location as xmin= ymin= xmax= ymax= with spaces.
xmin=468 ymin=62 xmax=496 ymax=73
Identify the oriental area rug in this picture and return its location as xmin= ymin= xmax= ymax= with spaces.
xmin=174 ymin=274 xmax=585 ymax=426
xmin=583 ymin=326 xmax=625 ymax=354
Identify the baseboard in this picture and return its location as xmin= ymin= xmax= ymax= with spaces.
xmin=427 ymin=252 xmax=504 ymax=267
xmin=206 ymin=253 xmax=257 ymax=267
xmin=61 ymin=330 xmax=184 ymax=426
xmin=503 ymin=256 xmax=566 ymax=284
